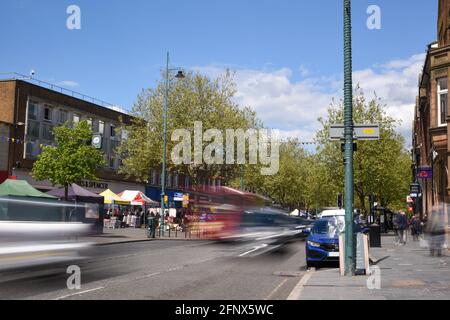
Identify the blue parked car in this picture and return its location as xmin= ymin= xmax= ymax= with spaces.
xmin=305 ymin=217 xmax=369 ymax=268
xmin=306 ymin=218 xmax=343 ymax=268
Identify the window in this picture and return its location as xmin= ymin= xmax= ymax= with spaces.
xmin=92 ymin=120 xmax=99 ymax=133
xmin=25 ymin=141 xmax=37 ymax=159
xmin=59 ymin=110 xmax=68 ymax=124
xmin=27 ymin=101 xmax=39 ymax=120
xmin=73 ymin=114 xmax=80 ymax=124
xmin=99 ymin=121 xmax=105 ymax=135
xmin=27 ymin=121 xmax=40 ymax=139
xmin=121 ymin=129 xmax=128 ymax=141
xmin=438 ymin=78 xmax=448 ymax=126
xmin=110 ymin=125 xmax=116 ymax=138
xmin=43 ymin=106 xmax=53 ymax=122
xmin=42 ymin=123 xmax=54 ymax=141
xmin=87 ymin=118 xmax=93 ymax=127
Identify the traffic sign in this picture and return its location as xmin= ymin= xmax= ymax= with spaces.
xmin=329 ymin=124 xmax=380 ymax=141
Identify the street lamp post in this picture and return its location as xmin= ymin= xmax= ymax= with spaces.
xmin=160 ymin=52 xmax=184 ymax=236
xmin=343 ymin=0 xmax=355 ymax=276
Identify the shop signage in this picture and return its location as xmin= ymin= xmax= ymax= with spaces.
xmin=78 ymin=180 xmax=109 ymax=190
xmin=417 ymin=167 xmax=432 ymax=180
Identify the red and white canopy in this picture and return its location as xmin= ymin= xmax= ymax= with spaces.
xmin=118 ymin=190 xmax=158 ymax=206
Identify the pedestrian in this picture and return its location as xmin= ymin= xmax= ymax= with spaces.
xmin=147 ymin=212 xmax=156 ymax=238
xmin=411 ymin=214 xmax=422 ymax=241
xmin=396 ymin=211 xmax=408 ymax=245
xmin=426 ymin=207 xmax=446 ymax=257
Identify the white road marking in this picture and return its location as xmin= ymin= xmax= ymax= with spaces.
xmin=287 ymin=270 xmax=314 ymax=300
xmin=238 ymin=244 xmax=269 ymax=257
xmin=55 ymin=287 xmax=104 ymax=300
xmin=265 ymin=279 xmax=288 ymax=300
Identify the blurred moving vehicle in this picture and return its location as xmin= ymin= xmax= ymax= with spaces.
xmin=0 ymin=195 xmax=95 ymax=271
xmin=184 ymin=186 xmax=313 ymax=244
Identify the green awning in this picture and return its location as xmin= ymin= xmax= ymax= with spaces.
xmin=0 ymin=179 xmax=57 ymax=199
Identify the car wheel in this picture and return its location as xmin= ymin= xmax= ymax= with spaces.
xmin=306 ymin=261 xmax=315 ymax=269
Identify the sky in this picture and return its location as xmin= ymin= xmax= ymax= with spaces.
xmin=0 ymin=0 xmax=439 ymax=145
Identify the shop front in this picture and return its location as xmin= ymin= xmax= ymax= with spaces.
xmin=13 ymin=169 xmax=146 ymax=194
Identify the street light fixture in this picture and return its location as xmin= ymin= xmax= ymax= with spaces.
xmin=160 ymin=52 xmax=185 ymax=236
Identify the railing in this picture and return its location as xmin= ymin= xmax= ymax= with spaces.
xmin=0 ymin=72 xmax=116 ymax=109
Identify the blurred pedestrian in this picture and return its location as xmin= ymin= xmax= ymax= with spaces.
xmin=396 ymin=211 xmax=408 ymax=245
xmin=426 ymin=207 xmax=446 ymax=257
xmin=411 ymin=214 xmax=422 ymax=241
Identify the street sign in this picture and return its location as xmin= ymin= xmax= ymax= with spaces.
xmin=409 ymin=183 xmax=420 ymax=194
xmin=417 ymin=166 xmax=432 ymax=180
xmin=329 ymin=124 xmax=380 ymax=141
xmin=174 ymin=192 xmax=183 ymax=201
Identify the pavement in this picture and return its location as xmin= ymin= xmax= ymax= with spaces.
xmin=292 ymin=233 xmax=450 ymax=300
xmin=82 ymin=227 xmax=203 ymax=245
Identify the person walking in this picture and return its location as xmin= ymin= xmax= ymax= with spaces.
xmin=396 ymin=211 xmax=408 ymax=245
xmin=411 ymin=214 xmax=422 ymax=241
xmin=426 ymin=208 xmax=446 ymax=257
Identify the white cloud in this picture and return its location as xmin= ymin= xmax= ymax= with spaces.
xmin=192 ymin=53 xmax=425 ymax=147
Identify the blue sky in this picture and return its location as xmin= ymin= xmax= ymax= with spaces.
xmin=0 ymin=0 xmax=439 ymax=143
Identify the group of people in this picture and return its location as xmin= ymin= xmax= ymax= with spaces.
xmin=104 ymin=207 xmax=197 ymax=232
xmin=394 ymin=210 xmax=447 ymax=257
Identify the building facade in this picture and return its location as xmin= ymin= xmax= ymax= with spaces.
xmin=413 ymin=0 xmax=450 ymax=218
xmin=0 ymin=77 xmax=146 ymax=194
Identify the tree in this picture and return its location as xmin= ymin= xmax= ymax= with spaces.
xmin=315 ymin=89 xmax=411 ymax=213
xmin=32 ymin=121 xmax=105 ymax=200
xmin=235 ymin=139 xmax=310 ymax=211
xmin=116 ymin=70 xmax=261 ymax=187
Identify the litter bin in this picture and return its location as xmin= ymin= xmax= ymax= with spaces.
xmin=369 ymin=224 xmax=381 ymax=248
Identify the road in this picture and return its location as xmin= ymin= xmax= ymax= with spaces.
xmin=0 ymin=239 xmax=309 ymax=300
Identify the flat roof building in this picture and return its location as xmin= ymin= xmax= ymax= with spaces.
xmin=0 ymin=74 xmax=145 ymax=193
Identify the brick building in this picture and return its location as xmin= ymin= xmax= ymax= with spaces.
xmin=413 ymin=0 xmax=450 ymax=217
xmin=0 ymin=75 xmax=146 ymax=194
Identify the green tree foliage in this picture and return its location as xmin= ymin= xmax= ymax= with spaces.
xmin=32 ymin=121 xmax=105 ymax=200
xmin=316 ymin=90 xmax=412 ymax=212
xmin=117 ymin=71 xmax=261 ymax=186
xmin=241 ymin=89 xmax=411 ymax=213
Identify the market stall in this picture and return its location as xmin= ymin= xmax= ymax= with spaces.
xmin=117 ymin=190 xmax=159 ymax=228
xmin=100 ymin=189 xmax=130 ymax=228
xmin=47 ymin=183 xmax=105 ymax=233
xmin=0 ymin=179 xmax=59 ymax=221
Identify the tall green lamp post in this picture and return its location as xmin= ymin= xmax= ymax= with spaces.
xmin=343 ymin=0 xmax=355 ymax=276
xmin=160 ymin=52 xmax=185 ymax=235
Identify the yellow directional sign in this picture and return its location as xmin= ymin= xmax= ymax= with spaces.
xmin=329 ymin=124 xmax=380 ymax=141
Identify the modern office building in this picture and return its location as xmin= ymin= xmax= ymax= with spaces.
xmin=0 ymin=74 xmax=146 ymax=193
